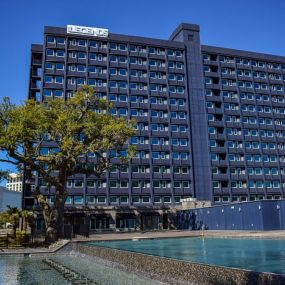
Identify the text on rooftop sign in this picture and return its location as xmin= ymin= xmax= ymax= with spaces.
xmin=67 ymin=25 xmax=108 ymax=37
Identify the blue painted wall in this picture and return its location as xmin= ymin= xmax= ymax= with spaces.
xmin=177 ymin=200 xmax=285 ymax=231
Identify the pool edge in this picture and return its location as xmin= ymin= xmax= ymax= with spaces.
xmin=74 ymin=242 xmax=285 ymax=285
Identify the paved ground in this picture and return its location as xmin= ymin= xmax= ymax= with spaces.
xmin=1 ymin=230 xmax=285 ymax=255
xmin=73 ymin=229 xmax=285 ymax=242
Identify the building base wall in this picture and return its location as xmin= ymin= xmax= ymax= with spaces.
xmin=177 ymin=200 xmax=285 ymax=231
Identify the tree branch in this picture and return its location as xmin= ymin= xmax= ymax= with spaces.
xmin=0 ymin=159 xmax=19 ymax=165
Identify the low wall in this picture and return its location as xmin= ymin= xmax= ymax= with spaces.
xmin=74 ymin=243 xmax=285 ymax=285
xmin=177 ymin=200 xmax=285 ymax=231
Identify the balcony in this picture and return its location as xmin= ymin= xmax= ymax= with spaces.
xmin=212 ymin=173 xmax=229 ymax=180
xmin=210 ymin=146 xmax=227 ymax=153
xmin=153 ymin=188 xmax=172 ymax=195
xmin=220 ymin=62 xmax=236 ymax=68
xmin=132 ymin=173 xmax=151 ymax=179
xmin=206 ymin=96 xmax=222 ymax=103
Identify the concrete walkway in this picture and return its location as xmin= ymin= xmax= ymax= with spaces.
xmin=73 ymin=229 xmax=285 ymax=242
xmin=1 ymin=230 xmax=285 ymax=255
xmin=0 ymin=239 xmax=69 ymax=255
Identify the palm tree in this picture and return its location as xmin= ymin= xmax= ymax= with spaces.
xmin=5 ymin=206 xmax=21 ymax=238
xmin=3 ymin=207 xmax=34 ymax=238
xmin=20 ymin=210 xmax=35 ymax=232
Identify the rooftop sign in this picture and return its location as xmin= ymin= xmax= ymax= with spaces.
xmin=67 ymin=25 xmax=108 ymax=38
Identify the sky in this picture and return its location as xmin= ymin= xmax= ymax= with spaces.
xmin=1 ymin=0 xmax=285 ymax=105
xmin=0 ymin=0 xmax=284 ymax=175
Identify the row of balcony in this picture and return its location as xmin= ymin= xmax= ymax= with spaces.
xmin=40 ymin=186 xmax=192 ymax=195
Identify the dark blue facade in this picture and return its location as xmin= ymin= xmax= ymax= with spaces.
xmin=203 ymin=46 xmax=285 ymax=204
xmin=25 ymin=22 xmax=285 ymax=211
xmin=26 ymin=24 xmax=196 ymax=209
xmin=177 ymin=200 xmax=285 ymax=231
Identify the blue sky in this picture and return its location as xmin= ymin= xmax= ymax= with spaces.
xmin=1 ymin=0 xmax=285 ymax=105
xmin=0 ymin=0 xmax=284 ymax=175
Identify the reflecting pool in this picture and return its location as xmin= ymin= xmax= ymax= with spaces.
xmin=89 ymin=237 xmax=285 ymax=274
xmin=0 ymin=253 xmax=164 ymax=285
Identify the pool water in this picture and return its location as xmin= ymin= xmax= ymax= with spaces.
xmin=0 ymin=253 xmax=164 ymax=285
xmin=89 ymin=237 xmax=285 ymax=274
xmin=0 ymin=256 xmax=67 ymax=285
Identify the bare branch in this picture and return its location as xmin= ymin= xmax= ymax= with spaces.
xmin=0 ymin=159 xmax=19 ymax=165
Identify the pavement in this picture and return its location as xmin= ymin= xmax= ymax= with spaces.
xmin=73 ymin=229 xmax=285 ymax=242
xmin=1 ymin=230 xmax=285 ymax=255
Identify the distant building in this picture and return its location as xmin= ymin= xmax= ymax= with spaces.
xmin=6 ymin=173 xmax=23 ymax=192
xmin=0 ymin=186 xmax=22 ymax=212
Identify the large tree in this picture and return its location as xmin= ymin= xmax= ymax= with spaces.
xmin=0 ymin=86 xmax=135 ymax=243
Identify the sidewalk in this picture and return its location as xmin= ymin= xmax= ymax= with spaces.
xmin=0 ymin=239 xmax=69 ymax=255
xmin=72 ymin=229 xmax=285 ymax=242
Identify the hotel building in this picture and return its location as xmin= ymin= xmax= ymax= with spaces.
xmin=25 ymin=23 xmax=285 ymax=232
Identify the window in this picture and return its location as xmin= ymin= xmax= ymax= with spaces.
xmin=181 ymin=153 xmax=188 ymax=160
xmin=130 ymin=83 xmax=137 ymax=89
xmin=119 ymin=81 xmax=127 ymax=89
xmin=177 ymin=87 xmax=184 ymax=94
xmin=89 ymin=53 xmax=97 ymax=60
xmin=97 ymin=196 xmax=106 ymax=203
xmin=110 ymin=81 xmax=117 ymax=89
xmin=132 ymin=196 xmax=140 ymax=204
xmin=65 ymin=196 xmax=72 ymax=204
xmin=119 ymin=69 xmax=127 ymax=76
xmin=74 ymin=180 xmax=83 ymax=187
xmin=120 ymin=196 xmax=128 ymax=204
xmin=74 ymin=196 xmax=83 ymax=204
xmin=44 ymin=75 xmax=53 ymax=83
xmin=213 ymin=181 xmax=220 ymax=188
xmin=78 ymin=52 xmax=86 ymax=59
xmin=142 ymin=196 xmax=150 ymax=203
xmin=45 ymin=62 xmax=53 ymax=69
xmin=77 ymin=78 xmax=85 ymax=85
xmin=88 ymin=79 xmax=96 ymax=86
xmin=117 ymin=44 xmax=126 ymax=51
xmin=119 ymin=57 xmax=127 ymax=63
xmin=55 ymin=37 xmax=64 ymax=44
xmin=120 ymin=181 xmax=128 ymax=188
xmin=78 ymin=39 xmax=86 ymax=46
xmin=163 ymin=196 xmax=171 ymax=203
xmin=176 ymin=62 xmax=183 ymax=69
xmin=47 ymin=36 xmax=55 ymax=43
xmin=109 ymin=42 xmax=117 ymax=50
xmin=110 ymin=196 xmax=118 ymax=204
xmin=87 ymin=180 xmax=95 ymax=188
xmin=85 ymin=196 xmax=95 ymax=204
xmin=56 ymin=63 xmax=64 ymax=70
xmin=154 ymin=196 xmax=161 ymax=203
xmin=54 ymin=90 xmax=63 ymax=97
xmin=56 ymin=50 xmax=65 ymax=57
xmin=46 ymin=49 xmax=54 ymax=56
xmin=43 ymin=89 xmax=52 ymax=96
xmin=55 ymin=76 xmax=63 ymax=84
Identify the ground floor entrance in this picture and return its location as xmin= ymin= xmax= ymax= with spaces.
xmin=90 ymin=214 xmax=111 ymax=230
xmin=33 ymin=207 xmax=175 ymax=238
xmin=116 ymin=213 xmax=136 ymax=231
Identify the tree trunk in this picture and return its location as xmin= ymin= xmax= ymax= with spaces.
xmin=36 ymin=193 xmax=58 ymax=244
xmin=40 ymin=200 xmax=57 ymax=244
xmin=12 ymin=225 xmax=17 ymax=238
xmin=53 ymin=192 xmax=65 ymax=240
xmin=35 ymin=174 xmax=67 ymax=244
